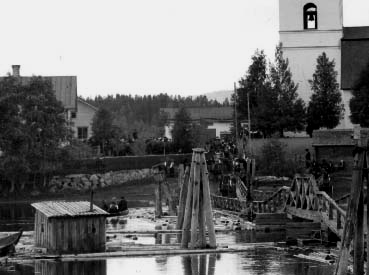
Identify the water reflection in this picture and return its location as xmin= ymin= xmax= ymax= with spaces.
xmin=34 ymin=261 xmax=106 ymax=275
xmin=0 ymin=248 xmax=334 ymax=275
xmin=0 ymin=203 xmax=34 ymax=231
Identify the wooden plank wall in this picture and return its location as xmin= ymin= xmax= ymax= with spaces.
xmin=35 ymin=210 xmax=106 ymax=254
xmin=46 ymin=216 xmax=106 ymax=254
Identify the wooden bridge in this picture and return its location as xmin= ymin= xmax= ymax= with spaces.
xmin=211 ymin=174 xmax=350 ymax=239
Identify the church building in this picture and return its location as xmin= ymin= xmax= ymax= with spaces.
xmin=279 ymin=0 xmax=369 ymax=129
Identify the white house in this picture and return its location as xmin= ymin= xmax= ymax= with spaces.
xmin=279 ymin=0 xmax=369 ymax=129
xmin=70 ymin=98 xmax=98 ymax=141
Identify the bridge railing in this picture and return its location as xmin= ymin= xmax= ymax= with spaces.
xmin=316 ymin=191 xmax=346 ymax=232
xmin=211 ymin=195 xmax=244 ymax=212
xmin=211 ymin=185 xmax=290 ymax=214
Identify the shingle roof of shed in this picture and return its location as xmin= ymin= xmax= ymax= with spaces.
xmin=31 ymin=201 xmax=108 ymax=218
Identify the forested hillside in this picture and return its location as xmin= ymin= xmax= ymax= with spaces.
xmin=83 ymin=93 xmax=225 ymax=126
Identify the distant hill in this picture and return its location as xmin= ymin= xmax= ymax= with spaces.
xmin=201 ymin=90 xmax=233 ymax=103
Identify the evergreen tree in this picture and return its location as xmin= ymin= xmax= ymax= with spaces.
xmin=237 ymin=50 xmax=279 ymax=137
xmin=349 ymin=60 xmax=369 ymax=126
xmin=270 ymin=44 xmax=306 ymax=137
xmin=306 ymin=52 xmax=344 ymax=136
xmin=0 ymin=76 xmax=70 ymax=192
xmin=171 ymin=107 xmax=198 ymax=153
xmin=237 ymin=50 xmax=267 ymax=120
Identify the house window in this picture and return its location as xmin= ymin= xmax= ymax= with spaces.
xmin=78 ymin=127 xmax=88 ymax=140
xmin=304 ymin=3 xmax=317 ymax=30
xmin=71 ymin=112 xmax=76 ymax=119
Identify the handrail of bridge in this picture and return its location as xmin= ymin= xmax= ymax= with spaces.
xmin=316 ymin=191 xmax=346 ymax=234
xmin=335 ymin=193 xmax=350 ymax=205
xmin=261 ymin=186 xmax=290 ymax=204
xmin=316 ymin=191 xmax=346 ymax=217
xmin=210 ymin=194 xmax=245 ymax=212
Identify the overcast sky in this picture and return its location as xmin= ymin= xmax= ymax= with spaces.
xmin=1 ymin=0 xmax=368 ymax=98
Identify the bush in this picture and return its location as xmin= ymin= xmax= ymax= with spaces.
xmin=257 ymin=139 xmax=302 ymax=178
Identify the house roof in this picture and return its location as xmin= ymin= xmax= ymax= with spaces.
xmin=341 ymin=26 xmax=369 ymax=90
xmin=0 ymin=76 xmax=77 ymax=110
xmin=31 ymin=201 xmax=108 ymax=218
xmin=78 ymin=98 xmax=98 ymax=111
xmin=161 ymin=107 xmax=233 ymax=121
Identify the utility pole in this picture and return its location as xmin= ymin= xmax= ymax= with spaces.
xmin=234 ymin=82 xmax=238 ymax=145
xmin=247 ymin=90 xmax=252 ymax=155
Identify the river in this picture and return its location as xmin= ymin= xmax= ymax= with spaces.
xmin=0 ymin=203 xmax=335 ymax=275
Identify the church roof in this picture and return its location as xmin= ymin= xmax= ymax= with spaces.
xmin=341 ymin=26 xmax=369 ymax=90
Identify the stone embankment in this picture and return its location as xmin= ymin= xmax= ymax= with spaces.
xmin=48 ymin=169 xmax=152 ymax=193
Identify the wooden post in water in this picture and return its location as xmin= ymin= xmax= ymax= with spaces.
xmin=180 ymin=148 xmax=216 ymax=249
xmin=335 ymin=144 xmax=365 ymax=275
xmin=152 ymin=164 xmax=165 ymax=218
xmin=177 ymin=164 xmax=189 ymax=228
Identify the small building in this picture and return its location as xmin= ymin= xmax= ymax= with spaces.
xmin=31 ymin=201 xmax=108 ymax=254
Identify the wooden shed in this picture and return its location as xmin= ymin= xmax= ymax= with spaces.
xmin=31 ymin=201 xmax=108 ymax=254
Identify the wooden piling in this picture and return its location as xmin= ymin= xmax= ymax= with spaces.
xmin=201 ymin=154 xmax=216 ymax=248
xmin=181 ymin=154 xmax=195 ymax=248
xmin=189 ymin=153 xmax=201 ymax=249
xmin=180 ymin=148 xmax=216 ymax=249
xmin=155 ymin=178 xmax=163 ymax=218
xmin=177 ymin=165 xmax=189 ymax=231
xmin=198 ymin=182 xmax=206 ymax=248
xmin=335 ymin=151 xmax=364 ymax=275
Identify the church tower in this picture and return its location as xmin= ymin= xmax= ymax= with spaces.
xmin=279 ymin=0 xmax=344 ymax=108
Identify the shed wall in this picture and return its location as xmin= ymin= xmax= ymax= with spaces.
xmin=35 ymin=212 xmax=106 ymax=254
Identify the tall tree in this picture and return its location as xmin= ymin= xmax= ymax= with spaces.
xmin=237 ymin=50 xmax=267 ymax=120
xmin=270 ymin=44 xmax=306 ymax=137
xmin=237 ymin=50 xmax=279 ymax=137
xmin=306 ymin=52 xmax=344 ymax=136
xmin=349 ymin=60 xmax=369 ymax=126
xmin=171 ymin=107 xmax=198 ymax=153
xmin=0 ymin=76 xmax=70 ymax=192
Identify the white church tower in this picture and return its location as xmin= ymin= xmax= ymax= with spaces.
xmin=279 ymin=0 xmax=352 ymax=128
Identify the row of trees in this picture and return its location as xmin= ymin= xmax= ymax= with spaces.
xmin=236 ymin=44 xmax=343 ymax=137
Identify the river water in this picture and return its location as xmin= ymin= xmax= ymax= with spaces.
xmin=0 ymin=203 xmax=335 ymax=275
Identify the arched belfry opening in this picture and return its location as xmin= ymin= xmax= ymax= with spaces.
xmin=304 ymin=3 xmax=317 ymax=29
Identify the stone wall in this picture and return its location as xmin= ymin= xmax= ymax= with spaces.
xmin=48 ymin=169 xmax=151 ymax=193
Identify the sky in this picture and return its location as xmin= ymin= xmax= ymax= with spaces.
xmin=0 ymin=0 xmax=368 ymax=98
